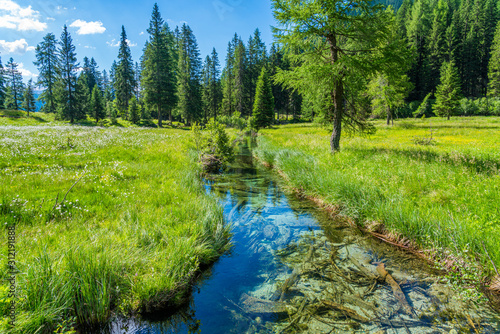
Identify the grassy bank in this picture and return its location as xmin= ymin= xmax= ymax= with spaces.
xmin=0 ymin=122 xmax=230 ymax=333
xmin=254 ymin=117 xmax=500 ymax=284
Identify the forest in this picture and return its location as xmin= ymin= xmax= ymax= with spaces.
xmin=1 ymin=0 xmax=500 ymax=333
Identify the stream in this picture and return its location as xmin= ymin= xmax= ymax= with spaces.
xmin=107 ymin=142 xmax=500 ymax=334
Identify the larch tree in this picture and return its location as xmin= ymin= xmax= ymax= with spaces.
xmin=56 ymin=25 xmax=79 ymax=123
xmin=433 ymin=60 xmax=462 ymax=120
xmin=141 ymin=3 xmax=177 ymax=127
xmin=272 ymin=0 xmax=408 ymax=152
xmin=4 ymin=58 xmax=24 ymax=110
xmin=114 ymin=26 xmax=136 ymax=116
xmin=252 ymin=66 xmax=274 ymax=129
xmin=34 ymin=33 xmax=58 ymax=113
xmin=22 ymin=79 xmax=36 ymax=116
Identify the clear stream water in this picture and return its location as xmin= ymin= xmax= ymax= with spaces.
xmin=106 ymin=142 xmax=500 ymax=334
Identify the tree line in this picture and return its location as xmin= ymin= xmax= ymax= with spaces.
xmin=0 ymin=3 xmax=295 ymax=128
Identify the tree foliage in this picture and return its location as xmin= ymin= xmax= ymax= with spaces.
xmin=252 ymin=67 xmax=274 ymax=129
xmin=34 ymin=33 xmax=58 ymax=113
xmin=22 ymin=79 xmax=36 ymax=116
xmin=433 ymin=61 xmax=462 ymax=119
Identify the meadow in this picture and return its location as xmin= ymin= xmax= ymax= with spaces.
xmin=254 ymin=117 xmax=500 ymax=284
xmin=0 ymin=112 xmax=230 ymax=333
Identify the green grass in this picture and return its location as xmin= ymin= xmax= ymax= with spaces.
xmin=0 ymin=121 xmax=230 ymax=333
xmin=254 ymin=117 xmax=500 ymax=277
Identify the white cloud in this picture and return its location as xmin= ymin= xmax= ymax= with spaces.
xmin=107 ymin=38 xmax=137 ymax=47
xmin=0 ymin=0 xmax=47 ymax=31
xmin=139 ymin=31 xmax=144 ymax=36
xmin=0 ymin=39 xmax=35 ymax=54
xmin=18 ymin=63 xmax=37 ymax=80
xmin=70 ymin=19 xmax=106 ymax=35
xmin=84 ymin=45 xmax=96 ymax=50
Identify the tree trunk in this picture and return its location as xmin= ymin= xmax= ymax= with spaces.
xmin=169 ymin=108 xmax=172 ymax=125
xmin=447 ymin=114 xmax=450 ymax=120
xmin=330 ymin=81 xmax=344 ymax=153
xmin=387 ymin=108 xmax=391 ymax=125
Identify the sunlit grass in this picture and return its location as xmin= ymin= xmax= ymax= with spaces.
xmin=0 ymin=123 xmax=230 ymax=333
xmin=255 ymin=117 xmax=500 ymax=274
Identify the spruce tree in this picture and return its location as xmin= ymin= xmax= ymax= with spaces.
xmin=4 ymin=58 xmax=24 ymax=110
xmin=221 ymin=39 xmax=235 ymax=116
xmin=427 ymin=0 xmax=451 ymax=92
xmin=22 ymin=79 xmax=37 ymax=116
xmin=56 ymin=25 xmax=79 ymax=123
xmin=202 ymin=48 xmax=222 ymax=121
xmin=75 ymin=74 xmax=90 ymax=120
xmin=141 ymin=3 xmax=177 ymax=127
xmin=233 ymin=38 xmax=250 ymax=117
xmin=177 ymin=24 xmax=202 ymax=125
xmin=34 ymin=33 xmax=58 ymax=113
xmin=128 ymin=96 xmax=140 ymax=124
xmin=0 ymin=56 xmax=5 ymax=109
xmin=247 ymin=29 xmax=267 ymax=109
xmin=90 ymin=85 xmax=105 ymax=124
xmin=433 ymin=61 xmax=462 ymax=120
xmin=488 ymin=21 xmax=500 ymax=97
xmin=114 ymin=26 xmax=136 ymax=116
xmin=252 ymin=67 xmax=274 ymax=129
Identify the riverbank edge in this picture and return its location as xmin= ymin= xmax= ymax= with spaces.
xmin=251 ymin=142 xmax=500 ymax=310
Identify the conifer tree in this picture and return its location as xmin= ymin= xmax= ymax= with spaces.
xmin=273 ymin=0 xmax=407 ymax=152
xmin=56 ymin=25 xmax=79 ymax=123
xmin=128 ymin=96 xmax=140 ymax=124
xmin=221 ymin=38 xmax=236 ymax=116
xmin=488 ymin=21 xmax=500 ymax=97
xmin=141 ymin=3 xmax=177 ymax=127
xmin=433 ymin=61 xmax=461 ymax=120
xmin=114 ymin=26 xmax=136 ymax=116
xmin=177 ymin=23 xmax=202 ymax=125
xmin=0 ymin=56 xmax=5 ymax=109
xmin=22 ymin=79 xmax=36 ymax=116
xmin=427 ymin=0 xmax=451 ymax=92
xmin=4 ymin=58 xmax=24 ymax=110
xmin=75 ymin=74 xmax=90 ymax=120
xmin=90 ymin=85 xmax=105 ymax=124
xmin=233 ymin=37 xmax=249 ymax=117
xmin=34 ymin=33 xmax=58 ymax=113
xmin=247 ymin=29 xmax=267 ymax=109
xmin=253 ymin=67 xmax=274 ymax=129
xmin=202 ymin=48 xmax=222 ymax=121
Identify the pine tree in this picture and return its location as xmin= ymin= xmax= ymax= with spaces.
xmin=128 ymin=96 xmax=140 ymax=124
xmin=22 ymin=79 xmax=36 ymax=116
xmin=4 ymin=58 xmax=24 ymax=110
xmin=34 ymin=33 xmax=58 ymax=113
xmin=177 ymin=23 xmax=202 ymax=125
xmin=56 ymin=25 xmax=79 ymax=123
xmin=114 ymin=26 xmax=136 ymax=116
xmin=488 ymin=21 xmax=500 ymax=97
xmin=433 ymin=61 xmax=462 ymax=120
xmin=0 ymin=56 xmax=5 ymax=109
xmin=90 ymin=85 xmax=105 ymax=124
xmin=141 ymin=3 xmax=177 ymax=127
xmin=102 ymin=70 xmax=113 ymax=102
xmin=134 ymin=62 xmax=141 ymax=100
xmin=253 ymin=67 xmax=274 ymax=129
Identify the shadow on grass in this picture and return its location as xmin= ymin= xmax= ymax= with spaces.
xmin=32 ymin=115 xmax=48 ymax=122
xmin=349 ymin=146 xmax=500 ymax=175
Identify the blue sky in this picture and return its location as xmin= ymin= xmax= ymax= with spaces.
xmin=0 ymin=0 xmax=276 ymax=83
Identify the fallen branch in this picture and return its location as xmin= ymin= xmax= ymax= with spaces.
xmin=376 ymin=263 xmax=414 ymax=317
xmin=320 ymin=300 xmax=370 ymax=322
